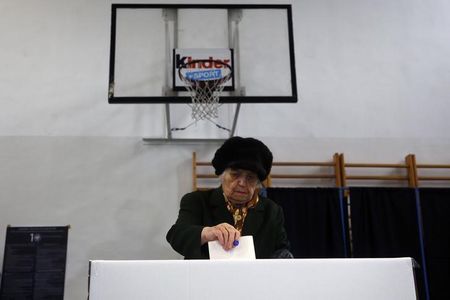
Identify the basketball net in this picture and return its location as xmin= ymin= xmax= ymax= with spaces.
xmin=179 ymin=59 xmax=232 ymax=122
xmin=184 ymin=80 xmax=224 ymax=120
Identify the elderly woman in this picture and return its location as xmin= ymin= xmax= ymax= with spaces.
xmin=166 ymin=136 xmax=291 ymax=259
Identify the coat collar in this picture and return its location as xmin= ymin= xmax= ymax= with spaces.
xmin=210 ymin=186 xmax=226 ymax=207
xmin=209 ymin=187 xmax=233 ymax=224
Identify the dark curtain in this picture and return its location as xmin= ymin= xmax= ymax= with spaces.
xmin=419 ymin=188 xmax=450 ymax=300
xmin=350 ymin=187 xmax=420 ymax=257
xmin=266 ymin=188 xmax=348 ymax=258
xmin=349 ymin=187 xmax=426 ymax=299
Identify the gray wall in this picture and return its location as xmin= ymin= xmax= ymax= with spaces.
xmin=1 ymin=0 xmax=450 ymax=299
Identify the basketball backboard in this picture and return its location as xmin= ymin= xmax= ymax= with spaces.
xmin=108 ymin=4 xmax=297 ymax=104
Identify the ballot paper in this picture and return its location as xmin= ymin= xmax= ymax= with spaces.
xmin=208 ymin=236 xmax=256 ymax=260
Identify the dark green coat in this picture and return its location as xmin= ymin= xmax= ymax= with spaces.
xmin=166 ymin=187 xmax=290 ymax=259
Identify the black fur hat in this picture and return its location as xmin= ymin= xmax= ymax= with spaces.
xmin=212 ymin=136 xmax=273 ymax=181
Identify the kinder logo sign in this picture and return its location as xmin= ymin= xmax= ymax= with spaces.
xmin=175 ymin=55 xmax=231 ymax=69
xmin=173 ymin=48 xmax=234 ymax=89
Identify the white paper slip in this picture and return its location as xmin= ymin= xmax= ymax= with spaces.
xmin=208 ymin=235 xmax=256 ymax=260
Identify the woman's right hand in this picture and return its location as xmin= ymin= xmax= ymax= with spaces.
xmin=201 ymin=223 xmax=240 ymax=251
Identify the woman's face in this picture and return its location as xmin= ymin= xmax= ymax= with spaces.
xmin=221 ymin=168 xmax=259 ymax=205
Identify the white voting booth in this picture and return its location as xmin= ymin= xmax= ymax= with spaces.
xmin=88 ymin=258 xmax=418 ymax=300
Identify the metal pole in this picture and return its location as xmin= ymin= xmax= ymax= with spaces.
xmin=165 ymin=103 xmax=172 ymax=139
xmin=230 ymin=103 xmax=241 ymax=137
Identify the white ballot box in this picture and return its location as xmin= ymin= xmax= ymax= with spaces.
xmin=88 ymin=258 xmax=417 ymax=300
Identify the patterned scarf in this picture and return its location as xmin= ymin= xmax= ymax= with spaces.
xmin=224 ymin=192 xmax=259 ymax=232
